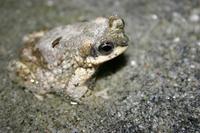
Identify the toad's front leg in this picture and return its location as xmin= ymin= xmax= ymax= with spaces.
xmin=66 ymin=67 xmax=96 ymax=99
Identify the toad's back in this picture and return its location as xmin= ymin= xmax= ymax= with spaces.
xmin=36 ymin=20 xmax=108 ymax=67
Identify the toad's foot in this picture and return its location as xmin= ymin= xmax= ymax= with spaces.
xmin=94 ymin=88 xmax=110 ymax=99
xmin=65 ymin=67 xmax=96 ymax=99
xmin=66 ymin=86 xmax=88 ymax=100
xmin=33 ymin=93 xmax=45 ymax=101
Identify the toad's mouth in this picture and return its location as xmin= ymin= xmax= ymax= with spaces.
xmin=86 ymin=45 xmax=128 ymax=66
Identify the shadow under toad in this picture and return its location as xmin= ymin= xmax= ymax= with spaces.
xmin=96 ymin=54 xmax=129 ymax=80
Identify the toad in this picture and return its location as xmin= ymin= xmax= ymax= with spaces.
xmin=9 ymin=16 xmax=129 ymax=100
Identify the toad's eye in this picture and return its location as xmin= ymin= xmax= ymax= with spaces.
xmin=98 ymin=41 xmax=114 ymax=55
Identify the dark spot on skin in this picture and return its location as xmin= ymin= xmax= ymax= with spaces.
xmin=33 ymin=48 xmax=48 ymax=68
xmin=52 ymin=37 xmax=62 ymax=48
xmin=74 ymin=83 xmax=79 ymax=87
xmin=90 ymin=47 xmax=98 ymax=57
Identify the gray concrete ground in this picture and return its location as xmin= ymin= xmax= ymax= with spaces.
xmin=0 ymin=0 xmax=200 ymax=132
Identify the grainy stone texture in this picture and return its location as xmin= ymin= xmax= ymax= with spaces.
xmin=0 ymin=0 xmax=200 ymax=132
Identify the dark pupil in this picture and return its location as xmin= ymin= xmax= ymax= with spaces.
xmin=98 ymin=42 xmax=114 ymax=55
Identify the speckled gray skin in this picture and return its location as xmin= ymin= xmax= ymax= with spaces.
xmin=9 ymin=16 xmax=128 ymax=99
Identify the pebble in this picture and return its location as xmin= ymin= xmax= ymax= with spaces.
xmin=190 ymin=14 xmax=199 ymax=22
xmin=130 ymin=60 xmax=137 ymax=67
